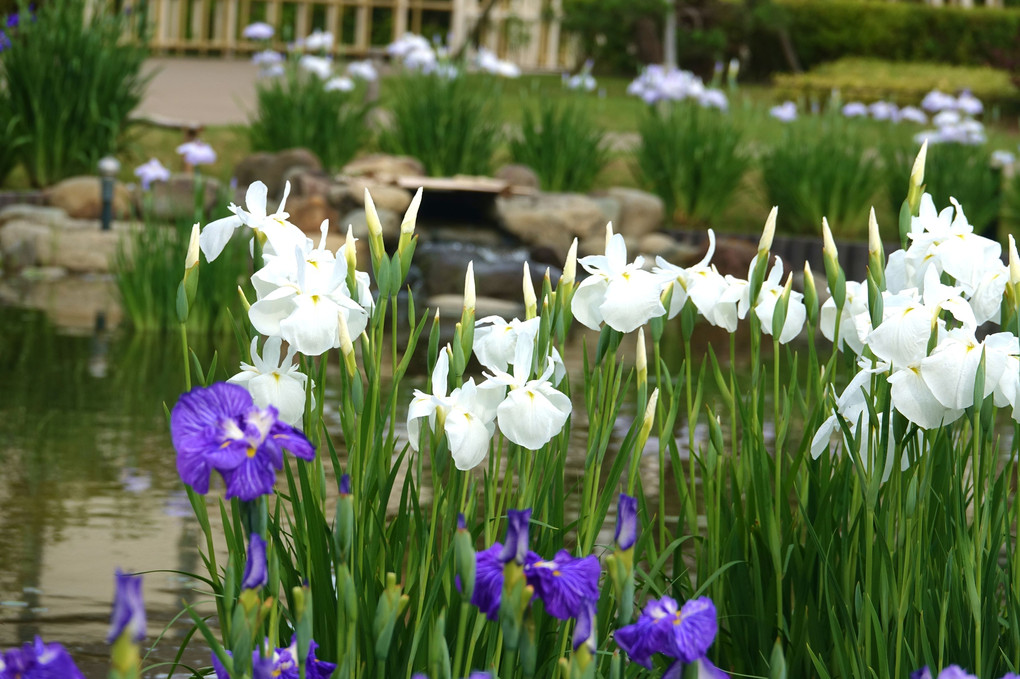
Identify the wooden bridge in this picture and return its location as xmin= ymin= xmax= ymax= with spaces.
xmin=122 ymin=0 xmax=574 ymax=70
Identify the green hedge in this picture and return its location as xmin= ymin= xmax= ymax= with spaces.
xmin=745 ymin=0 xmax=1020 ymax=76
xmin=772 ymin=57 xmax=1019 ymax=107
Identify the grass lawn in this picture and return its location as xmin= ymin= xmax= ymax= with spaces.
xmin=4 ymin=72 xmax=1020 ymax=240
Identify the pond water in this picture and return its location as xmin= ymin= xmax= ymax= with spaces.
xmin=0 ymin=293 xmax=722 ymax=678
xmin=0 ymin=306 xmax=221 ymax=677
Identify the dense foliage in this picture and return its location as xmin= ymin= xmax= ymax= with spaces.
xmin=0 ymin=0 xmax=149 ymax=186
xmin=509 ymin=98 xmax=608 ymax=192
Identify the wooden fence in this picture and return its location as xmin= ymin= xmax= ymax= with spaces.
xmin=127 ymin=0 xmax=574 ymax=69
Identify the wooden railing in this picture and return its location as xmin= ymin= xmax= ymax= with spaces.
xmin=130 ymin=0 xmax=575 ymax=69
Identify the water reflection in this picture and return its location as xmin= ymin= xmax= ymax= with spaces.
xmin=0 ymin=304 xmax=739 ymax=678
xmin=0 ymin=306 xmax=223 ymax=677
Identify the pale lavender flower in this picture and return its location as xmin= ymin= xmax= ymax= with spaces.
xmin=176 ymin=140 xmax=217 ymax=166
xmin=325 ymin=75 xmax=355 ymax=92
xmin=841 ymin=101 xmax=868 ymax=117
xmin=869 ymin=101 xmax=899 ymax=121
xmin=242 ymin=21 xmax=274 ymax=40
xmin=134 ymin=158 xmax=170 ymax=190
xmin=346 ymin=59 xmax=378 ymax=81
xmin=252 ymin=49 xmax=284 ymax=66
xmin=299 ymin=54 xmax=332 ymax=79
xmin=899 ymin=106 xmax=928 ymax=125
xmin=769 ymin=101 xmax=797 ymax=122
xmin=921 ymin=89 xmax=957 ymax=112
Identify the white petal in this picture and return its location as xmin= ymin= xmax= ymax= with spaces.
xmin=445 ymin=408 xmax=494 ymax=470
xmin=571 ymin=277 xmax=609 ymax=330
xmin=200 ymin=215 xmax=242 ymax=261
xmin=496 ymin=384 xmax=571 ymax=449
xmin=600 ymin=270 xmax=666 ymax=333
xmin=888 ymin=366 xmax=963 ymax=430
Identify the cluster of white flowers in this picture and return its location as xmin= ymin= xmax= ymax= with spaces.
xmin=812 ymin=191 xmax=1020 ymax=477
xmin=769 ymin=101 xmax=798 ymax=122
xmin=249 ymin=28 xmax=376 ymax=86
xmin=476 ymin=47 xmax=520 ymax=78
xmin=199 ymin=181 xmax=406 ymax=425
xmin=841 ymin=101 xmax=928 ymax=125
xmin=913 ymin=89 xmax=986 ymax=145
xmin=627 ymin=65 xmax=728 ymax=111
xmin=408 ymin=266 xmax=571 ymax=469
xmin=571 ymin=216 xmax=806 ymax=345
xmin=564 ymin=59 xmax=596 ymax=92
xmin=386 ymin=32 xmax=458 ymax=78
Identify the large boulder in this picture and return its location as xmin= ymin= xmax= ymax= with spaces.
xmin=348 ymin=178 xmax=413 ymax=214
xmin=45 ymin=176 xmax=132 ymax=220
xmin=341 ymin=153 xmax=425 ymax=182
xmin=340 ymin=207 xmax=400 ymax=243
xmin=286 ymin=195 xmax=341 ymax=234
xmin=495 ymin=193 xmax=609 ymax=261
xmin=234 ymin=148 xmax=322 ymax=201
xmin=135 ymin=174 xmax=221 ymax=222
xmin=414 ymin=242 xmax=557 ymax=299
xmin=0 ymin=212 xmax=140 ymax=273
xmin=494 ymin=164 xmax=540 ymax=191
xmin=598 ymin=187 xmax=664 ymax=239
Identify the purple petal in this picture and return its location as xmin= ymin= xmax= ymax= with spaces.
xmin=614 ymin=494 xmax=638 ymax=551
xmin=498 ymin=509 xmax=532 ymax=565
xmin=223 ymin=458 xmax=278 ymax=501
xmin=2 ymin=637 xmax=86 ymax=678
xmin=572 ymin=599 xmax=597 ymax=651
xmin=269 ymin=421 xmax=315 ymax=460
xmin=525 ymin=551 xmax=600 ymax=620
xmin=614 ymin=615 xmax=658 ymax=668
xmin=107 ymin=570 xmax=145 ymax=643
xmin=339 ymin=473 xmax=351 ymax=496
xmin=672 ymin=597 xmax=718 ymax=663
xmin=470 ymin=544 xmax=504 ymax=620
xmin=242 ymin=534 xmax=268 ymax=590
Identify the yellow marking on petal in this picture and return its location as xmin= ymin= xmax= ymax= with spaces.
xmin=247 ymin=446 xmax=257 ymax=458
xmin=220 ymin=440 xmax=231 ymax=448
xmin=553 ymin=570 xmax=561 ymax=576
xmin=311 ymin=294 xmax=320 ymax=304
xmin=274 ymin=372 xmax=281 ymax=382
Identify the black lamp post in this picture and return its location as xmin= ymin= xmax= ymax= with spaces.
xmin=98 ymin=156 xmax=121 ymax=232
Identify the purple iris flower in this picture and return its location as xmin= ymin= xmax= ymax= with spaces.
xmin=107 ymin=569 xmax=146 ymax=643
xmin=498 ymin=509 xmax=532 ymax=565
xmin=614 ymin=493 xmax=638 ymax=551
xmin=0 ymin=638 xmax=86 ymax=679
xmin=212 ymin=638 xmax=336 ymax=679
xmin=524 ymin=550 xmax=600 ymax=620
xmin=241 ymin=534 xmax=268 ymax=590
xmin=339 ymin=473 xmax=351 ymax=495
xmin=572 ymin=599 xmax=596 ymax=652
xmin=0 ymin=32 xmax=9 ymax=51
xmin=615 ymin=595 xmax=718 ymax=669
xmin=170 ymin=382 xmax=315 ymax=501
xmin=133 ymin=158 xmax=171 ymax=190
xmin=912 ymin=668 xmax=980 ymax=679
xmin=5 ymin=13 xmax=17 ymax=28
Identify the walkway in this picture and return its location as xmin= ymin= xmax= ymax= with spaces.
xmin=136 ymin=57 xmax=261 ymax=127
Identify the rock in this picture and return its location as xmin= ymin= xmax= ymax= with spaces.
xmin=427 ymin=294 xmax=524 ymax=321
xmin=414 ymin=242 xmax=558 ymax=300
xmin=590 ymin=196 xmax=621 ymax=227
xmin=234 ymin=148 xmax=322 ymax=201
xmin=349 ymin=178 xmax=413 ymax=214
xmin=287 ymin=195 xmax=341 ymax=234
xmin=494 ymin=164 xmax=540 ymax=190
xmin=637 ymin=233 xmax=703 ymax=263
xmin=136 ymin=174 xmax=221 ymax=222
xmin=283 ymin=168 xmax=334 ymax=200
xmin=341 ymin=153 xmax=425 ymax=182
xmin=495 ymin=193 xmax=609 ymax=261
xmin=327 ymin=183 xmax=358 ymax=215
xmin=340 ymin=207 xmax=400 ymax=243
xmin=0 ymin=220 xmax=51 ymax=271
xmin=17 ymin=276 xmax=122 ymax=332
xmin=45 ymin=176 xmax=131 ymax=220
xmin=600 ymin=187 xmax=664 ymax=239
xmin=233 ymin=151 xmax=275 ymax=189
xmin=0 ymin=205 xmax=68 ymax=228
xmin=712 ymin=236 xmax=758 ymax=278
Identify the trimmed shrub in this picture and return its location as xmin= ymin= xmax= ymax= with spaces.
xmin=744 ymin=0 xmax=1020 ymax=77
xmin=773 ymin=58 xmax=1018 ymax=108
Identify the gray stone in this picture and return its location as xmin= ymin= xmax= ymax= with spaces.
xmin=282 ymin=168 xmax=334 ymax=200
xmin=589 ymin=196 xmax=622 ymax=227
xmin=234 ymin=148 xmax=322 ymax=201
xmin=0 ymin=205 xmax=69 ymax=227
xmin=348 ymin=178 xmax=413 ymax=214
xmin=494 ymin=164 xmax=540 ymax=190
xmin=427 ymin=294 xmax=524 ymax=321
xmin=495 ymin=193 xmax=609 ymax=261
xmin=286 ymin=195 xmax=341 ymax=234
xmin=0 ymin=215 xmax=141 ymax=273
xmin=637 ymin=233 xmax=697 ymax=262
xmin=414 ymin=242 xmax=558 ymax=299
xmin=340 ymin=207 xmax=400 ymax=243
xmin=601 ymin=187 xmax=664 ymax=239
xmin=342 ymin=153 xmax=424 ymax=182
xmin=45 ymin=176 xmax=132 ymax=220
xmin=136 ymin=174 xmax=221 ymax=222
